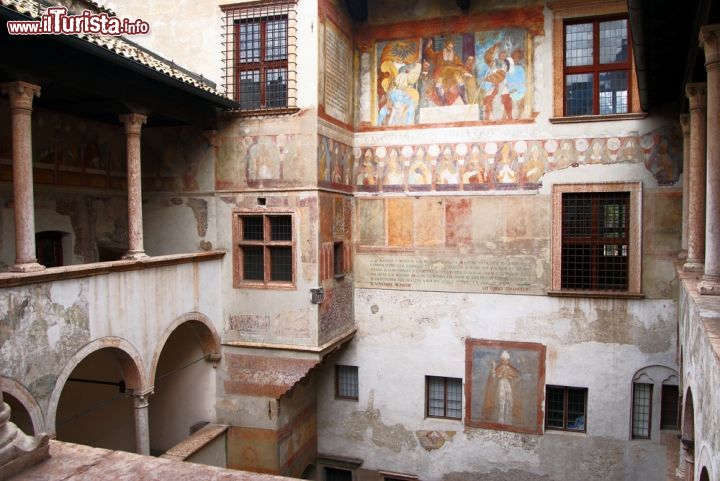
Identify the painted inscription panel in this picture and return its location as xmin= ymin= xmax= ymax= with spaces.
xmin=465 ymin=338 xmax=546 ymax=434
xmin=354 ymin=254 xmax=544 ymax=295
xmin=375 ymin=28 xmax=533 ymax=126
xmin=323 ymin=21 xmax=353 ymax=125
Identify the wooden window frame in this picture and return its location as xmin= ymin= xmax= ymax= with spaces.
xmin=631 ymin=382 xmax=653 ymax=439
xmin=335 ymin=365 xmax=359 ymax=401
xmin=550 ymin=182 xmax=643 ymax=297
xmin=425 ymin=376 xmax=462 ymax=420
xmin=562 ymin=14 xmax=632 ymax=116
xmin=233 ymin=14 xmax=289 ymax=109
xmin=545 ymin=385 xmax=588 ymax=433
xmin=232 ymin=210 xmax=296 ymax=289
xmin=548 ymin=0 xmax=643 ymax=121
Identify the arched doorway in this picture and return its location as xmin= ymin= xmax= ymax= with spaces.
xmin=700 ymin=467 xmax=710 ymax=481
xmin=55 ymin=347 xmax=142 ymax=452
xmin=149 ymin=317 xmax=221 ymax=455
xmin=5 ymin=392 xmax=34 ymax=435
xmin=682 ymin=387 xmax=695 ymax=480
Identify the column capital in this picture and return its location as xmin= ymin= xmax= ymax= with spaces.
xmin=700 ymin=24 xmax=720 ymax=69
xmin=680 ymin=113 xmax=690 ymax=136
xmin=119 ymin=113 xmax=147 ymax=135
xmin=686 ymin=83 xmax=707 ymax=111
xmin=0 ymin=81 xmax=41 ymax=112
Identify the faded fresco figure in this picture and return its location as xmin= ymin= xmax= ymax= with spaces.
xmin=378 ymin=41 xmax=422 ymax=126
xmin=476 ymin=30 xmax=528 ymax=121
xmin=495 ymin=143 xmax=517 ymax=183
xmin=463 ymin=144 xmax=486 ymax=184
xmin=356 ymin=149 xmax=377 ymax=186
xmin=423 ymin=38 xmax=475 ymax=106
xmin=481 ymin=350 xmax=522 ymax=425
xmin=522 ymin=142 xmax=546 ymax=183
xmin=408 ymin=147 xmax=431 ymax=185
xmin=437 ymin=147 xmax=459 ymax=184
xmin=384 ymin=149 xmax=404 ymax=185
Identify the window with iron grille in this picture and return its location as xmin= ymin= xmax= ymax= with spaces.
xmin=561 ymin=191 xmax=630 ymax=290
xmin=563 ymin=16 xmax=631 ymax=116
xmin=632 ymin=382 xmax=652 ymax=439
xmin=426 ymin=376 xmax=462 ymax=420
xmin=222 ymin=2 xmax=297 ymax=112
xmin=335 ymin=365 xmax=358 ymax=400
xmin=545 ymin=385 xmax=587 ymax=432
xmin=233 ymin=212 xmax=294 ymax=288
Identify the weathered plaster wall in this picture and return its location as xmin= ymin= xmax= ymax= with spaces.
xmin=679 ymin=276 xmax=720 ymax=481
xmin=0 ymin=258 xmax=223 ymax=434
xmin=316 ymin=290 xmax=677 ymax=481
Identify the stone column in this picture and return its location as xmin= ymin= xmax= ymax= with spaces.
xmin=0 ymin=82 xmax=44 ymax=273
xmin=0 ymin=378 xmax=49 ymax=478
xmin=683 ymin=446 xmax=695 ymax=481
xmin=680 ymin=114 xmax=691 ymax=259
xmin=683 ymin=83 xmax=707 ymax=272
xmin=132 ymin=393 xmax=150 ymax=456
xmin=119 ymin=114 xmax=147 ymax=260
xmin=699 ymin=25 xmax=720 ymax=295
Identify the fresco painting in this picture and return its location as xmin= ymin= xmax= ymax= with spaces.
xmin=318 ymin=135 xmax=354 ymax=192
xmin=465 ymin=338 xmax=545 ymax=434
xmin=375 ymin=29 xmax=532 ymax=126
xmin=352 ymin=128 xmax=682 ymax=192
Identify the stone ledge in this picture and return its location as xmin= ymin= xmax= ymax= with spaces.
xmin=10 ymin=440 xmax=296 ymax=481
xmin=677 ymin=262 xmax=720 ymax=364
xmin=161 ymin=424 xmax=228 ymax=462
xmin=0 ymin=250 xmax=226 ymax=288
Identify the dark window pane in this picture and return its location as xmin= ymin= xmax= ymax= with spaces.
xmin=269 ymin=215 xmax=292 ymax=241
xmin=632 ymin=383 xmax=652 ymax=438
xmin=599 ymin=19 xmax=628 ymax=64
xmin=239 ymin=70 xmax=261 ymax=110
xmin=561 ymin=244 xmax=592 ymax=289
xmin=546 ymin=387 xmax=565 ymax=428
xmin=265 ymin=18 xmax=288 ymax=61
xmin=566 ymin=388 xmax=586 ymax=430
xmin=661 ymin=385 xmax=679 ymax=429
xmin=242 ymin=246 xmax=264 ymax=280
xmin=563 ymin=194 xmax=592 ymax=238
xmin=36 ymin=231 xmax=63 ymax=268
xmin=446 ymin=378 xmax=463 ymax=419
xmin=238 ymin=20 xmax=260 ymax=63
xmin=337 ymin=365 xmax=358 ymax=399
xmin=566 ymin=73 xmax=594 ymax=116
xmin=325 ymin=468 xmax=352 ymax=481
xmin=265 ymin=67 xmax=288 ymax=108
xmin=427 ymin=376 xmax=446 ymax=417
xmin=565 ymin=23 xmax=593 ymax=66
xmin=599 ymin=71 xmax=628 ymax=114
xmin=270 ymin=247 xmax=292 ymax=281
xmin=334 ymin=242 xmax=344 ymax=275
xmin=242 ymin=216 xmax=264 ymax=241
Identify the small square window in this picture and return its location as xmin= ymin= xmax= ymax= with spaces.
xmin=234 ymin=212 xmax=294 ymax=288
xmin=426 ymin=376 xmax=462 ymax=419
xmin=545 ymin=385 xmax=587 ymax=432
xmin=336 ymin=365 xmax=358 ymax=400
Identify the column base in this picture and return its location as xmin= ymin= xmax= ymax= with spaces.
xmin=683 ymin=261 xmax=705 ymax=272
xmin=122 ymin=251 xmax=148 ymax=261
xmin=0 ymin=439 xmax=49 ymax=481
xmin=10 ymin=262 xmax=45 ymax=273
xmin=678 ymin=250 xmax=688 ymax=260
xmin=699 ymin=275 xmax=720 ymax=295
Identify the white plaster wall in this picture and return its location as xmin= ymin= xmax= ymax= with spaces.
xmin=316 ymin=289 xmax=677 ymax=481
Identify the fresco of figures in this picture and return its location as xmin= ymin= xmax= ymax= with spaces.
xmin=318 ymin=135 xmax=354 ymax=192
xmin=375 ymin=28 xmax=532 ymax=126
xmin=352 ymin=127 xmax=682 ymax=192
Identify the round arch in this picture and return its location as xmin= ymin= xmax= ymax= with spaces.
xmin=700 ymin=466 xmax=710 ymax=481
xmin=2 ymin=376 xmax=45 ymax=434
xmin=46 ymin=337 xmax=147 ymax=435
xmin=682 ymin=386 xmax=695 ymax=443
xmin=148 ymin=311 xmax=222 ymax=383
